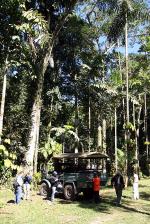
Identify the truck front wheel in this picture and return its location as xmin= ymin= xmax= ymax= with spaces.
xmin=64 ymin=184 xmax=75 ymax=200
xmin=40 ymin=182 xmax=49 ymax=197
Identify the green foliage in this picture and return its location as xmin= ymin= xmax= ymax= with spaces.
xmin=144 ymin=141 xmax=150 ymax=145
xmin=0 ymin=142 xmax=19 ymax=185
xmin=40 ymin=138 xmax=62 ymax=159
xmin=32 ymin=172 xmax=41 ymax=190
xmin=117 ymin=148 xmax=126 ymax=172
xmin=123 ymin=122 xmax=135 ymax=131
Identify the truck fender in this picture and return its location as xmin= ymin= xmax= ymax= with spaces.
xmin=72 ymin=182 xmax=77 ymax=194
xmin=41 ymin=179 xmax=51 ymax=189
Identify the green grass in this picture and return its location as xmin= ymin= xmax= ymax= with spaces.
xmin=0 ymin=178 xmax=150 ymax=224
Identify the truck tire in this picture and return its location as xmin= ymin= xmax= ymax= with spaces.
xmin=40 ymin=182 xmax=49 ymax=197
xmin=64 ymin=184 xmax=75 ymax=200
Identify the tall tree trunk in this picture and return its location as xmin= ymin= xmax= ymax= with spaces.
xmin=137 ymin=95 xmax=142 ymax=170
xmin=125 ymin=13 xmax=130 ymax=181
xmin=0 ymin=59 xmax=8 ymax=144
xmin=97 ymin=114 xmax=102 ymax=152
xmin=88 ymin=96 xmax=91 ymax=152
xmin=26 ymin=70 xmax=43 ymax=171
xmin=33 ymin=102 xmax=41 ymax=174
xmin=144 ymin=93 xmax=148 ymax=160
xmin=102 ymin=119 xmax=106 ymax=154
xmin=102 ymin=119 xmax=106 ymax=174
xmin=144 ymin=93 xmax=150 ymax=175
xmin=25 ymin=48 xmax=52 ymax=172
xmin=110 ymin=116 xmax=113 ymax=155
xmin=25 ymin=7 xmax=75 ymax=173
xmin=75 ymin=74 xmax=79 ymax=153
xmin=133 ymin=102 xmax=137 ymax=159
xmin=115 ymin=107 xmax=118 ymax=171
xmin=118 ymin=39 xmax=126 ymax=174
xmin=133 ymin=101 xmax=139 ymax=173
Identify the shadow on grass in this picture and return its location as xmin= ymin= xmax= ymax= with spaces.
xmin=58 ymin=192 xmax=150 ymax=217
xmin=139 ymin=192 xmax=150 ymax=200
xmin=120 ymin=204 xmax=150 ymax=216
xmin=139 ymin=184 xmax=150 ymax=188
xmin=58 ymin=199 xmax=73 ymax=204
xmin=7 ymin=200 xmax=15 ymax=204
xmin=77 ymin=201 xmax=113 ymax=214
xmin=58 ymin=194 xmax=115 ymax=214
xmin=77 ymin=195 xmax=150 ymax=216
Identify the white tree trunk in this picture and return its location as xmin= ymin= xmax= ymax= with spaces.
xmin=0 ymin=61 xmax=8 ymax=144
xmin=115 ymin=107 xmax=118 ymax=171
xmin=125 ymin=14 xmax=130 ymax=183
xmin=97 ymin=122 xmax=102 ymax=151
xmin=25 ymin=48 xmax=52 ymax=172
xmin=136 ymin=95 xmax=142 ymax=170
xmin=102 ymin=119 xmax=106 ymax=154
xmin=133 ymin=102 xmax=138 ymax=160
xmin=33 ymin=102 xmax=41 ymax=173
xmin=26 ymin=75 xmax=43 ymax=170
xmin=75 ymin=74 xmax=79 ymax=153
xmin=144 ymin=93 xmax=148 ymax=160
xmin=88 ymin=96 xmax=91 ymax=152
xmin=125 ymin=14 xmax=129 ymax=125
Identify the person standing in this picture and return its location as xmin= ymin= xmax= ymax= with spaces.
xmin=23 ymin=172 xmax=32 ymax=200
xmin=49 ymin=171 xmax=58 ymax=202
xmin=111 ymin=171 xmax=125 ymax=206
xmin=93 ymin=172 xmax=101 ymax=203
xmin=14 ymin=171 xmax=24 ymax=204
xmin=133 ymin=171 xmax=139 ymax=200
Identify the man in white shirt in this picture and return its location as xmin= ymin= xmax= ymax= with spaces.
xmin=133 ymin=171 xmax=139 ymax=200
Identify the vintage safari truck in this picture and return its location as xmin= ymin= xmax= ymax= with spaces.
xmin=40 ymin=152 xmax=109 ymax=200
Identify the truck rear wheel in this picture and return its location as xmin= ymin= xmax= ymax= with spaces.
xmin=64 ymin=184 xmax=75 ymax=200
xmin=40 ymin=182 xmax=49 ymax=197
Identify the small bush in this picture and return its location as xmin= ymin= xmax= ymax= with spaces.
xmin=32 ymin=172 xmax=42 ymax=190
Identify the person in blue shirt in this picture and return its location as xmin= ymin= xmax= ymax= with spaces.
xmin=23 ymin=171 xmax=32 ymax=200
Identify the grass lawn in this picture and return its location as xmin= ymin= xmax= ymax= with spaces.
xmin=0 ymin=178 xmax=150 ymax=224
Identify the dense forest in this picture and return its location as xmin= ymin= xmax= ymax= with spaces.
xmin=0 ymin=0 xmax=150 ymax=183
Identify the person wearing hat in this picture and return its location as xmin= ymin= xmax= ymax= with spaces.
xmin=111 ymin=171 xmax=125 ymax=206
xmin=49 ymin=171 xmax=58 ymax=202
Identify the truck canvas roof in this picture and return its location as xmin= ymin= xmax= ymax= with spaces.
xmin=53 ymin=152 xmax=108 ymax=159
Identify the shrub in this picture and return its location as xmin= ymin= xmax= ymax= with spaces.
xmin=32 ymin=172 xmax=42 ymax=190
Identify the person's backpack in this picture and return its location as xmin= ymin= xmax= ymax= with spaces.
xmin=24 ymin=175 xmax=32 ymax=184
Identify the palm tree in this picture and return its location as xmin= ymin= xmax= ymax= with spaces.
xmin=107 ymin=0 xmax=149 ymax=181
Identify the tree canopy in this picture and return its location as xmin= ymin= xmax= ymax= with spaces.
xmin=0 ymin=0 xmax=150 ymax=179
